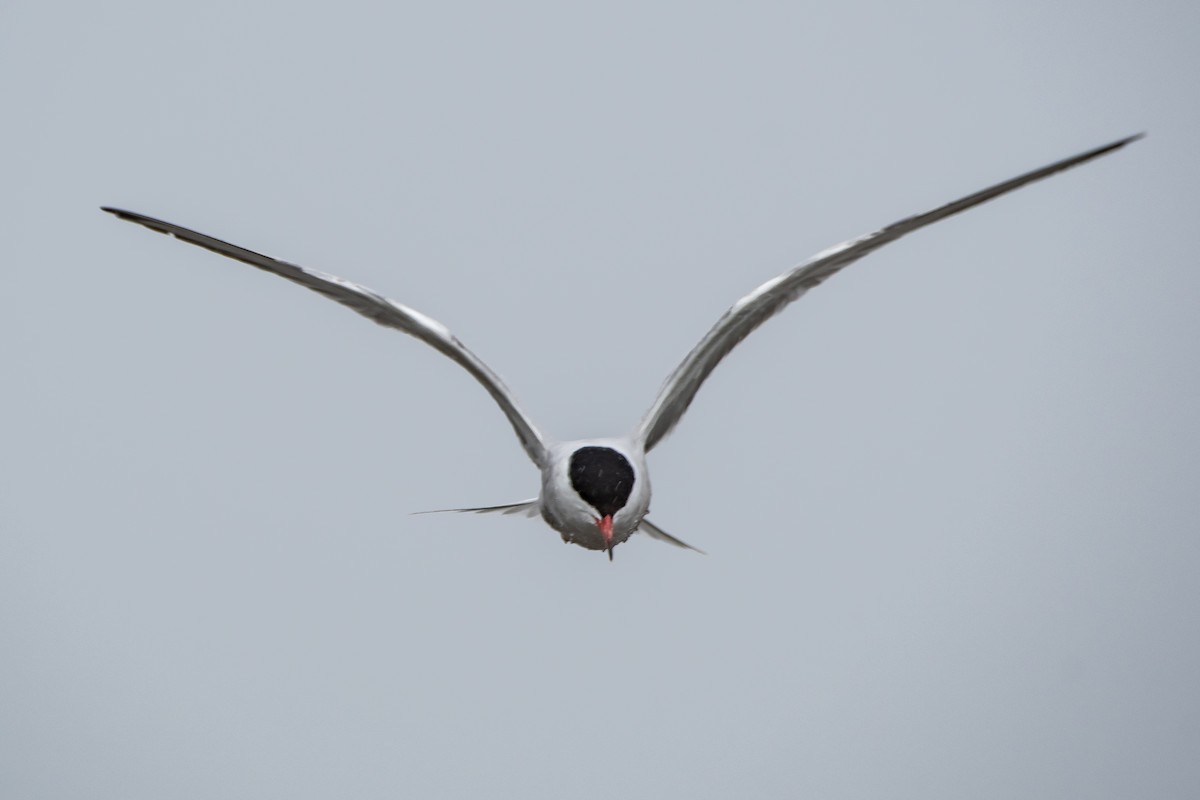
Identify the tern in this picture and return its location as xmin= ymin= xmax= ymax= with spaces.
xmin=103 ymin=134 xmax=1140 ymax=559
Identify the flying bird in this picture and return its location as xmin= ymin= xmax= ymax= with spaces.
xmin=103 ymin=134 xmax=1141 ymax=559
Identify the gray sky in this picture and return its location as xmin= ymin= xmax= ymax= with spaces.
xmin=3 ymin=1 xmax=1197 ymax=798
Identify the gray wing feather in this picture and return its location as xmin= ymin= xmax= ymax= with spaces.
xmin=102 ymin=208 xmax=548 ymax=467
xmin=635 ymin=134 xmax=1143 ymax=451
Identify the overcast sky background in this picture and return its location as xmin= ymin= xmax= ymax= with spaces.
xmin=3 ymin=1 xmax=1197 ymax=797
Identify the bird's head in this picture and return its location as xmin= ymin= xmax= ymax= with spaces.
xmin=568 ymin=445 xmax=636 ymax=561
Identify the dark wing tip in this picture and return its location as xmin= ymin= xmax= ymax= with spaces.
xmin=1077 ymin=133 xmax=1144 ymax=163
xmin=101 ymin=207 xmax=174 ymax=236
xmin=1104 ymin=132 xmax=1146 ymax=152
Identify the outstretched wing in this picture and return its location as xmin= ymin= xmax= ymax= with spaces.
xmin=103 ymin=208 xmax=549 ymax=467
xmin=634 ymin=134 xmax=1143 ymax=452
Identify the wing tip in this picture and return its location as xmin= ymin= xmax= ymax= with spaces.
xmin=101 ymin=206 xmax=160 ymax=230
xmin=1109 ymin=132 xmax=1147 ymax=151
